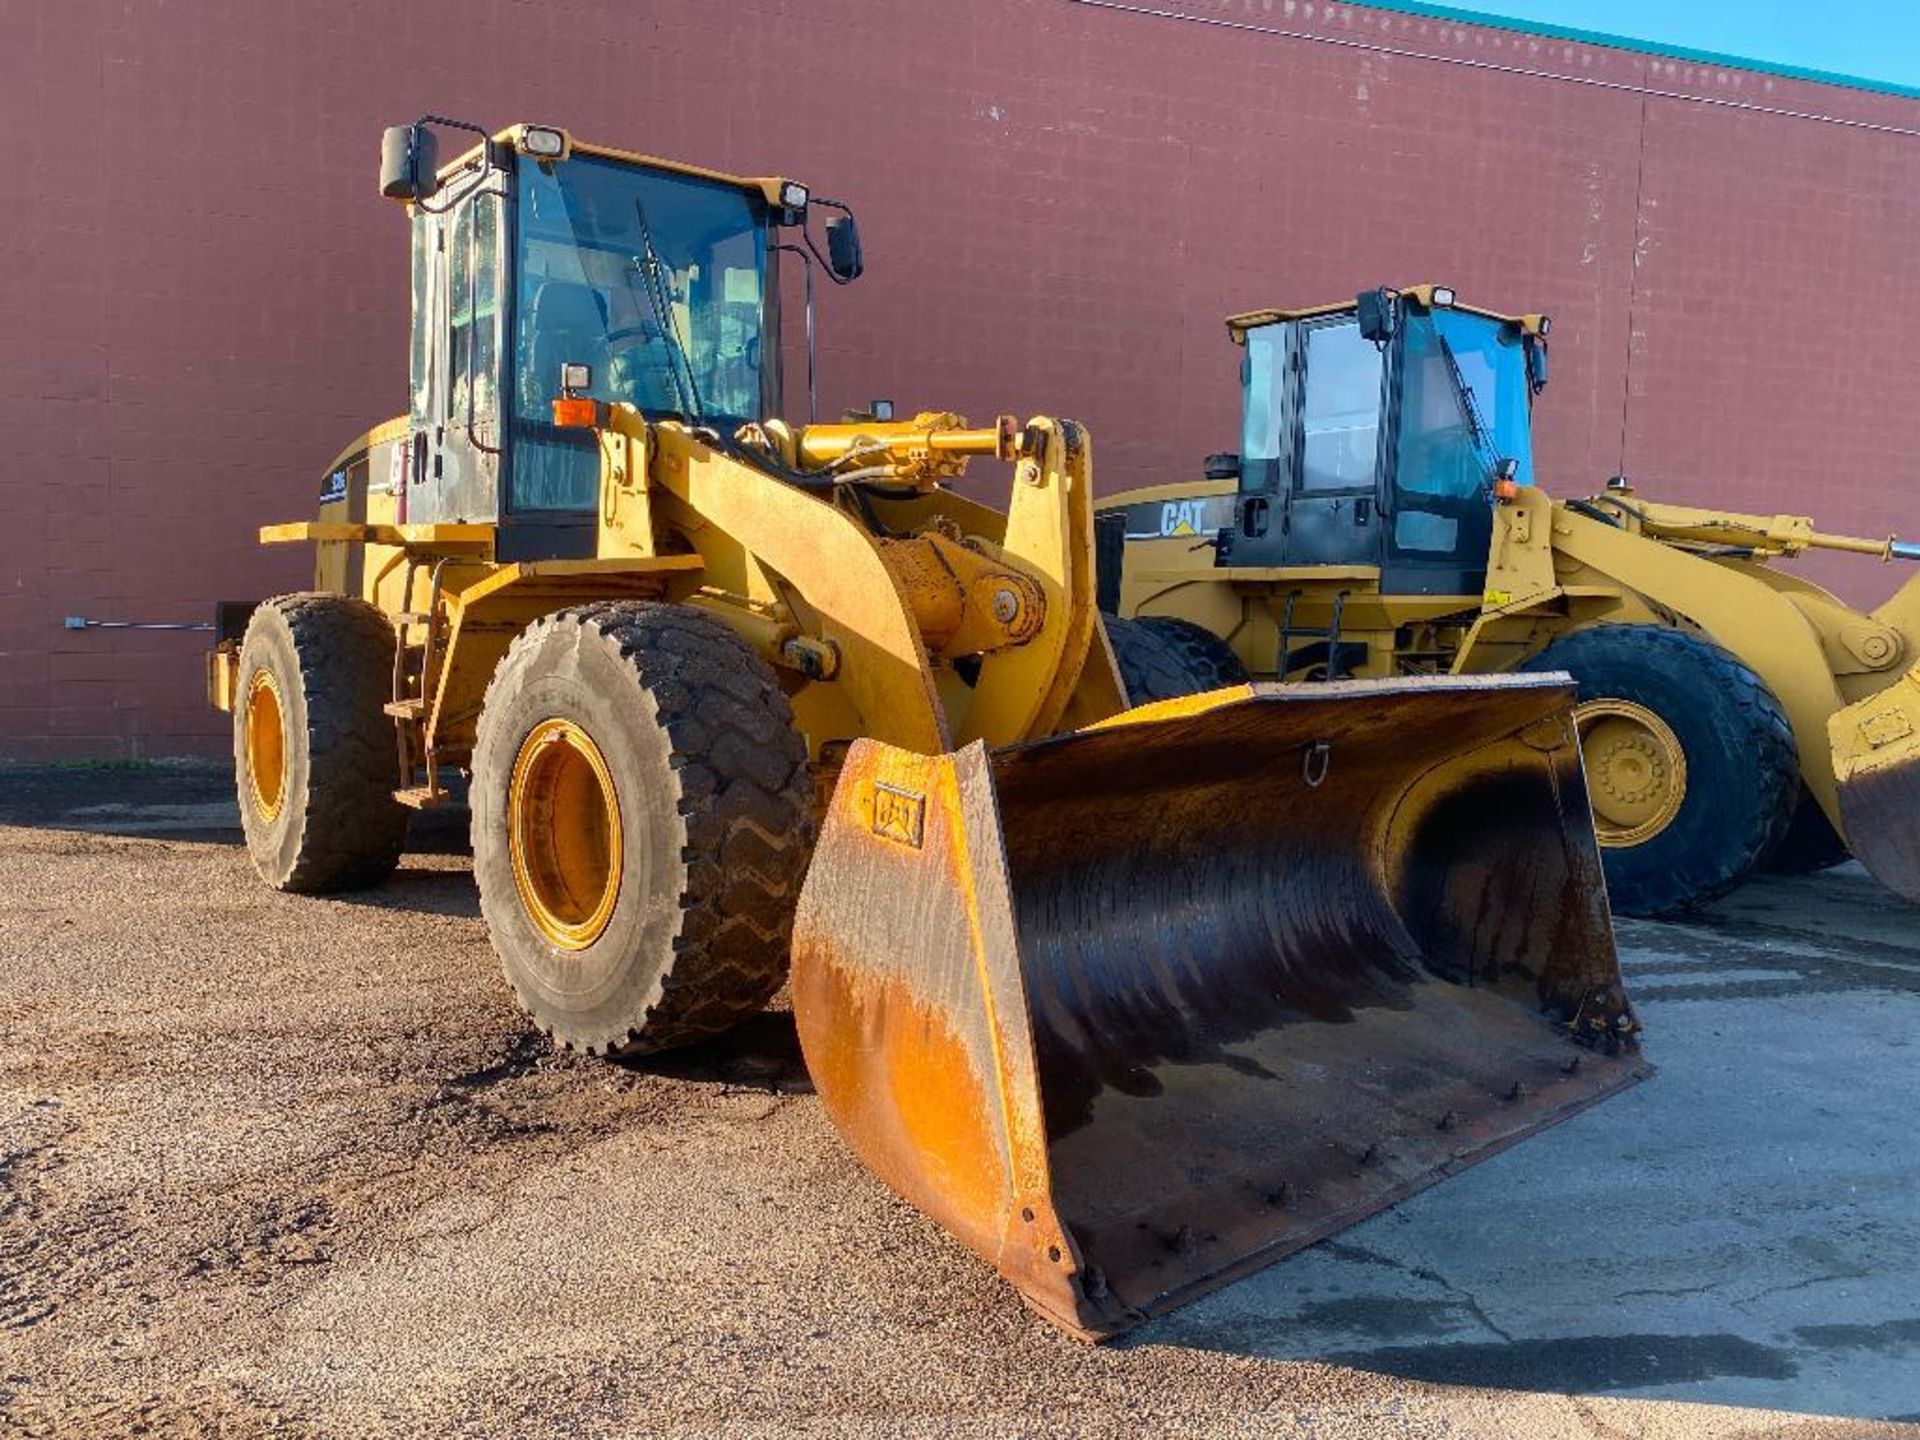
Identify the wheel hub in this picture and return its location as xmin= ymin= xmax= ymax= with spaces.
xmin=244 ymin=670 xmax=287 ymax=822
xmin=508 ymin=719 xmax=623 ymax=950
xmin=1574 ymin=699 xmax=1687 ymax=848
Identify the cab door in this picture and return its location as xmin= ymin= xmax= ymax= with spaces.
xmin=1278 ymin=316 xmax=1386 ymax=567
xmin=405 ymin=181 xmax=506 ymax=525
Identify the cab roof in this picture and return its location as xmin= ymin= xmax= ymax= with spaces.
xmin=437 ymin=123 xmax=800 ymax=213
xmin=1226 ymin=285 xmax=1548 ymax=343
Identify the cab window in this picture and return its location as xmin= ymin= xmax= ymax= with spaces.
xmin=1298 ymin=320 xmax=1383 ymax=493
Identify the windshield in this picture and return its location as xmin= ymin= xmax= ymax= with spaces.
xmin=1389 ymin=309 xmax=1534 ymax=558
xmin=1395 ymin=310 xmax=1535 ymax=494
xmin=512 ymin=154 xmax=769 ymax=510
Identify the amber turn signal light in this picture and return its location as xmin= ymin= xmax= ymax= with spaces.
xmin=552 ymin=397 xmax=601 ymax=429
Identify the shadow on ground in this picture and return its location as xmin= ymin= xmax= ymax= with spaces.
xmin=0 ymin=761 xmax=243 ymax=841
xmin=0 ymin=761 xmax=471 ymax=855
xmin=436 ymin=1010 xmax=811 ymax=1094
xmin=623 ymin=1010 xmax=814 ymax=1094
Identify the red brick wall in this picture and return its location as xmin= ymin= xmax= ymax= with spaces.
xmin=5 ymin=0 xmax=1917 ymax=757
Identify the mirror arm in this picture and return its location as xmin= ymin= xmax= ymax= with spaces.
xmin=412 ymin=115 xmax=496 ymax=216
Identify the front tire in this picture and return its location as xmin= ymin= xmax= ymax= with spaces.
xmin=1105 ymin=615 xmax=1214 ymax=703
xmin=471 ymin=602 xmax=814 ymax=1056
xmin=1521 ymin=624 xmax=1798 ymax=916
xmin=234 ymin=594 xmax=408 ymax=893
xmin=1137 ymin=616 xmax=1249 ymax=691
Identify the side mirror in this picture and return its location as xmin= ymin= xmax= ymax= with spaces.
xmin=1525 ymin=336 xmax=1550 ymax=394
xmin=825 ymin=214 xmax=864 ymax=282
xmin=380 ymin=124 xmax=440 ymax=202
xmin=1356 ymin=287 xmax=1396 ymax=343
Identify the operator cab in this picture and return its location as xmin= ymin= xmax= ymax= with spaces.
xmin=1222 ymin=286 xmax=1550 ymax=596
xmin=377 ymin=118 xmax=860 ymax=561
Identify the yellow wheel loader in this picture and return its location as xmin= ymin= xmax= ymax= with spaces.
xmin=1101 ymin=285 xmax=1920 ymax=917
xmin=205 ymin=133 xmax=1644 ymax=1339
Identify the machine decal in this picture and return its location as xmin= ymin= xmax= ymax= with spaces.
xmin=870 ymin=781 xmax=927 ymax=848
xmin=1124 ymin=495 xmax=1235 ymax=541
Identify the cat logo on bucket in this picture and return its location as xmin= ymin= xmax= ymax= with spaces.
xmin=870 ymin=782 xmax=927 ymax=848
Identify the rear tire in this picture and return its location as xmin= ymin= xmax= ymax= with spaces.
xmin=1137 ymin=617 xmax=1249 ymax=691
xmin=234 ymin=594 xmax=408 ymax=893
xmin=1104 ymin=615 xmax=1202 ymax=703
xmin=471 ymin=602 xmax=814 ymax=1056
xmin=1521 ymin=624 xmax=1798 ymax=916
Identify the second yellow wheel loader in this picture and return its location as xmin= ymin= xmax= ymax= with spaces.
xmin=1102 ymin=285 xmax=1920 ymax=917
xmin=206 ymin=129 xmax=1643 ymax=1339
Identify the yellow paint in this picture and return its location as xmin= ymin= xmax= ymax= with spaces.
xmin=1832 ymin=665 xmax=1920 ymax=781
xmin=1573 ymin=699 xmax=1687 ymax=848
xmin=596 ymin=424 xmax=656 ymax=558
xmin=206 ymin=645 xmax=240 ymax=712
xmin=873 ymin=528 xmax=1043 ymax=658
xmin=260 ymin=521 xmax=494 ymax=550
xmin=318 ymin=417 xmax=409 ymax=480
xmin=243 ymin=669 xmax=286 ymax=822
xmin=508 ymin=718 xmax=624 ymax=950
xmin=957 ymin=420 xmax=1101 ymax=748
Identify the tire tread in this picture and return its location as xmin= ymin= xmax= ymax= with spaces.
xmin=241 ymin=593 xmax=407 ymax=894
xmin=477 ymin=602 xmax=813 ymax=1056
xmin=1137 ymin=616 xmax=1249 ymax=691
xmin=1523 ymin=624 xmax=1798 ymax=915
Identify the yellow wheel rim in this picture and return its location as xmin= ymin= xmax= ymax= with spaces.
xmin=508 ymin=718 xmax=623 ymax=950
xmin=244 ymin=670 xmax=287 ymax=822
xmin=1576 ymin=698 xmax=1688 ymax=849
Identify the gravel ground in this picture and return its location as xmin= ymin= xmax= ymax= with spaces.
xmin=0 ymin=763 xmax=1914 ymax=1439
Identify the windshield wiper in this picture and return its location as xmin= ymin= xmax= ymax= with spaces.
xmin=1433 ymin=330 xmax=1505 ymax=494
xmin=629 ymin=198 xmax=707 ymax=426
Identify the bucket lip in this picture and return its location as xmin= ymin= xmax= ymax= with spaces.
xmin=1245 ymin=671 xmax=1578 ymax=700
xmin=996 ymin=670 xmax=1581 ymax=757
xmin=1070 ymin=1049 xmax=1656 ymax=1341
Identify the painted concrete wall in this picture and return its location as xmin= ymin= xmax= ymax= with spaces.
xmin=5 ymin=0 xmax=1918 ymax=757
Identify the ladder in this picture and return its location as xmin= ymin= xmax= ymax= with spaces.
xmin=383 ymin=557 xmax=453 ymax=809
xmin=1276 ymin=588 xmax=1351 ymax=681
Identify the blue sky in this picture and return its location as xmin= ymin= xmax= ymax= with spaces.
xmin=1406 ymin=0 xmax=1920 ymax=90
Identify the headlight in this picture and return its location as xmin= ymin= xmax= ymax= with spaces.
xmin=560 ymin=361 xmax=592 ymax=393
xmin=1430 ymin=286 xmax=1457 ymax=307
xmin=520 ymin=126 xmax=567 ymax=158
xmin=780 ymin=181 xmax=809 ymax=211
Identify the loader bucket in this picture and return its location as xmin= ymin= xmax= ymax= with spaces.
xmin=791 ymin=674 xmax=1647 ymax=1340
xmin=1831 ymin=665 xmax=1920 ymax=904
